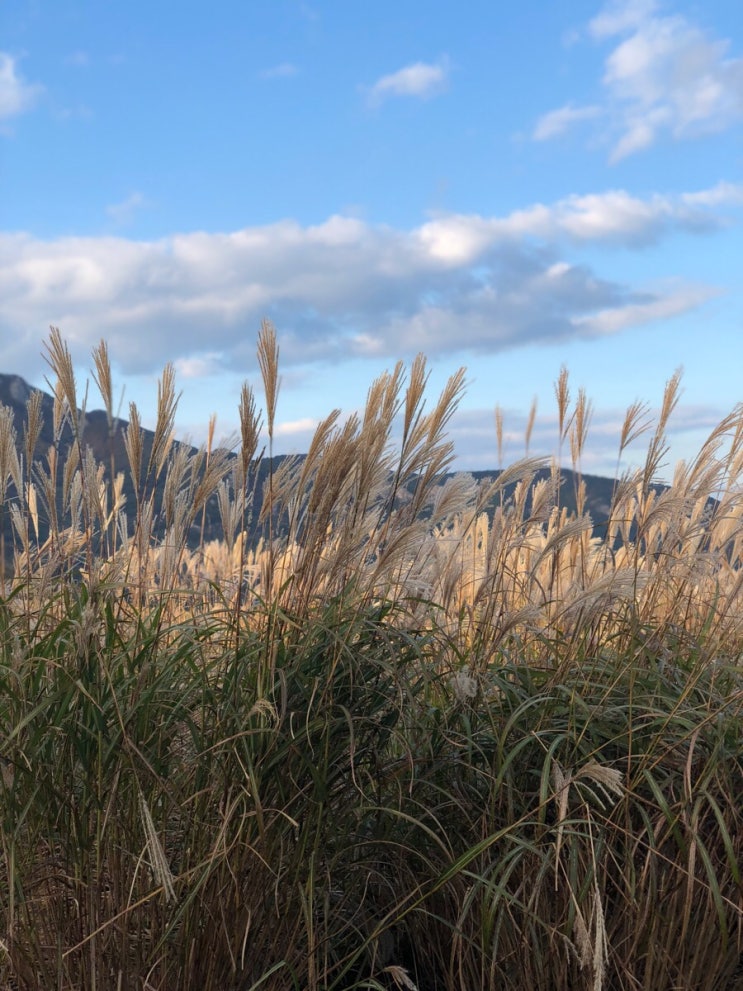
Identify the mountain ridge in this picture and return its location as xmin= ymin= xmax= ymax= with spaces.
xmin=0 ymin=372 xmax=631 ymax=564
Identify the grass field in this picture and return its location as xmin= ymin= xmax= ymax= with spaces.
xmin=1 ymin=324 xmax=742 ymax=990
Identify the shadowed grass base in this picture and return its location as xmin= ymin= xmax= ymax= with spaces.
xmin=1 ymin=583 xmax=742 ymax=990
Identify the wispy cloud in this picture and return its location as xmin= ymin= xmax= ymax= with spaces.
xmin=681 ymin=181 xmax=743 ymax=208
xmin=55 ymin=103 xmax=94 ymax=123
xmin=0 ymin=52 xmax=44 ymax=121
xmin=535 ymin=1 xmax=743 ymax=160
xmin=367 ymin=58 xmax=449 ymax=106
xmin=0 ymin=182 xmax=736 ymax=379
xmin=447 ymin=398 xmax=728 ymax=476
xmin=588 ymin=0 xmax=658 ymax=40
xmin=106 ymin=191 xmax=150 ymax=226
xmin=298 ymin=3 xmax=319 ymax=22
xmin=533 ymin=103 xmax=602 ymax=140
xmin=64 ymin=51 xmax=90 ymax=67
xmin=571 ymin=282 xmax=716 ymax=336
xmin=260 ymin=62 xmax=299 ymax=80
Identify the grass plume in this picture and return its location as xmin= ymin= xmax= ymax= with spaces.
xmin=0 ymin=326 xmax=741 ymax=990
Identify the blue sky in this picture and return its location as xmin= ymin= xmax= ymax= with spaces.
xmin=2 ymin=0 xmax=742 ymax=478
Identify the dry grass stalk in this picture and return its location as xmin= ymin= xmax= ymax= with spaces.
xmin=1 ymin=328 xmax=743 ymax=991
xmin=257 ymin=318 xmax=279 ymax=443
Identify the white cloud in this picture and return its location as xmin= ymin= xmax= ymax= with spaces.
xmin=367 ymin=58 xmax=449 ymax=105
xmin=533 ymin=103 xmax=602 ymax=140
xmin=588 ymin=0 xmax=659 ymax=40
xmin=274 ymin=417 xmax=319 ymax=438
xmin=681 ymin=181 xmax=743 ymax=208
xmin=0 ymin=183 xmax=736 ymax=379
xmin=416 ymin=214 xmax=497 ymax=264
xmin=174 ymin=353 xmax=224 ymax=379
xmin=571 ymin=282 xmax=717 ymax=336
xmin=419 ymin=183 xmax=743 ymax=250
xmin=0 ymin=53 xmax=44 ymax=120
xmin=535 ymin=2 xmax=743 ymax=160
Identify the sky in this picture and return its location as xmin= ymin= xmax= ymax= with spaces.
xmin=2 ymin=0 xmax=742 ymax=479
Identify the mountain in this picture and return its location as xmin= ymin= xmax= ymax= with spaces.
xmin=0 ymin=372 xmax=628 ymax=570
xmin=0 ymin=373 xmax=265 ymax=567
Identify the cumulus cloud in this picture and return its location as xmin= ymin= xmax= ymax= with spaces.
xmin=0 ymin=52 xmax=44 ymax=121
xmin=367 ymin=58 xmax=449 ymax=105
xmin=0 ymin=183 xmax=737 ymax=380
xmin=535 ymin=2 xmax=743 ymax=160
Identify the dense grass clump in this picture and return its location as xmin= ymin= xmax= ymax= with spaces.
xmin=0 ymin=324 xmax=742 ymax=990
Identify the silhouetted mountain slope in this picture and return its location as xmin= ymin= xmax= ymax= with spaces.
xmin=0 ymin=373 xmax=280 ymax=563
xmin=0 ymin=372 xmax=646 ymax=567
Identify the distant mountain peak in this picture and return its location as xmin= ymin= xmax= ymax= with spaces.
xmin=0 ymin=373 xmax=37 ymax=406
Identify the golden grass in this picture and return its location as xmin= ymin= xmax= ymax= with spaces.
xmin=0 ymin=325 xmax=741 ymax=990
xmin=5 ymin=325 xmax=742 ymax=658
